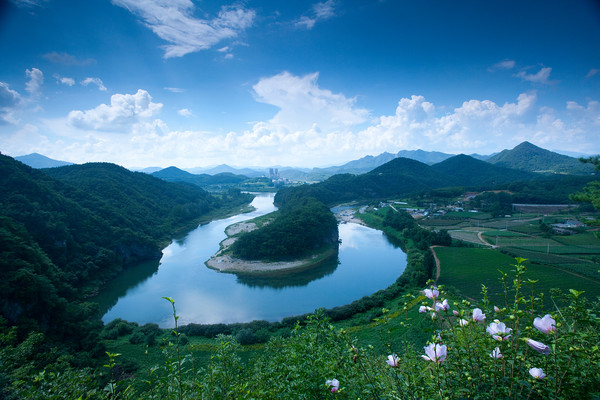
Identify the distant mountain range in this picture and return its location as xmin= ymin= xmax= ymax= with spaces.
xmin=15 ymin=153 xmax=73 ymax=168
xmin=151 ymin=166 xmax=248 ymax=186
xmin=275 ymin=150 xmax=595 ymax=208
xmin=14 ymin=141 xmax=596 ymax=184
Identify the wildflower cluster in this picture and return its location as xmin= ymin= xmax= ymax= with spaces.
xmin=372 ymin=258 xmax=600 ymax=399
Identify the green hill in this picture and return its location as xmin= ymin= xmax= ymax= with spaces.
xmin=486 ymin=141 xmax=595 ymax=174
xmin=151 ymin=166 xmax=248 ymax=187
xmin=0 ymin=156 xmax=252 ymax=339
xmin=432 ymin=154 xmax=535 ymax=186
xmin=275 ymin=157 xmax=451 ymax=207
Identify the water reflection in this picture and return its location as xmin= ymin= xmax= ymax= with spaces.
xmin=93 ymin=259 xmax=160 ymax=316
xmin=97 ymin=193 xmax=407 ymax=327
xmin=234 ymin=251 xmax=340 ymax=289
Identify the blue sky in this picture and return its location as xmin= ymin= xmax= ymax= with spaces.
xmin=1 ymin=0 xmax=599 ymax=168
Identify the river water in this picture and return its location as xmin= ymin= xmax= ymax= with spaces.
xmin=96 ymin=193 xmax=407 ymax=328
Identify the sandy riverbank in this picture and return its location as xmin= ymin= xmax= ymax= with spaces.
xmin=205 ymin=208 xmax=359 ymax=274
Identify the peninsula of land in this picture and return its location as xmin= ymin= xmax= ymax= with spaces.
xmin=205 ymin=208 xmax=361 ymax=274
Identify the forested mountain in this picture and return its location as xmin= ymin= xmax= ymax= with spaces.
xmin=275 ymin=158 xmax=454 ymax=207
xmin=15 ymin=152 xmax=73 ymax=168
xmin=232 ymin=197 xmax=339 ymax=261
xmin=0 ymin=155 xmax=252 ymax=341
xmin=396 ymin=149 xmax=454 ymax=164
xmin=275 ymin=153 xmax=584 ymax=208
xmin=431 ymin=154 xmax=535 ymax=186
xmin=487 ymin=141 xmax=595 ymax=174
xmin=151 ymin=166 xmax=248 ymax=187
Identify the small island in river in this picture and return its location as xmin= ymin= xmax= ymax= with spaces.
xmin=205 ymin=202 xmax=355 ymax=275
xmin=205 ymin=219 xmax=339 ymax=275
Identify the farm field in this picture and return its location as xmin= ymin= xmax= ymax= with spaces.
xmin=434 ymin=247 xmax=600 ymax=305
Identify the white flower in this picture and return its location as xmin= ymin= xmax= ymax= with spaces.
xmin=533 ymin=314 xmax=556 ymax=334
xmin=525 ymin=338 xmax=550 ymax=355
xmin=386 ymin=354 xmax=399 ymax=367
xmin=424 ymin=287 xmax=439 ymax=299
xmin=529 ymin=367 xmax=546 ymax=379
xmin=486 ymin=320 xmax=512 ymax=341
xmin=421 ymin=343 xmax=447 ymax=363
xmin=326 ymin=378 xmax=339 ymax=392
xmin=472 ymin=308 xmax=486 ymax=322
xmin=435 ymin=299 xmax=449 ymax=311
xmin=489 ymin=347 xmax=503 ymax=359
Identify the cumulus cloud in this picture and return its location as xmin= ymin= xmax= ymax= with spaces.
xmin=25 ymin=68 xmax=43 ymax=97
xmin=352 ymin=92 xmax=539 ymax=154
xmin=296 ymin=0 xmax=336 ymax=29
xmin=178 ymin=108 xmax=192 ymax=117
xmin=67 ymin=89 xmax=162 ymax=131
xmin=0 ymin=82 xmax=24 ymax=125
xmin=54 ymin=74 xmax=75 ymax=86
xmin=81 ymin=77 xmax=107 ymax=91
xmin=515 ymin=67 xmax=553 ymax=84
xmin=252 ymin=71 xmax=369 ymax=132
xmin=112 ymin=0 xmax=255 ymax=58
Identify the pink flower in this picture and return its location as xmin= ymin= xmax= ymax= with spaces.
xmin=529 ymin=367 xmax=546 ymax=379
xmin=494 ymin=305 xmax=500 ymax=313
xmin=386 ymin=354 xmax=399 ymax=367
xmin=421 ymin=343 xmax=447 ymax=363
xmin=489 ymin=347 xmax=503 ymax=359
xmin=326 ymin=379 xmax=339 ymax=393
xmin=419 ymin=305 xmax=432 ymax=313
xmin=533 ymin=314 xmax=556 ymax=334
xmin=525 ymin=338 xmax=550 ymax=355
xmin=435 ymin=299 xmax=449 ymax=311
xmin=459 ymin=319 xmax=469 ymax=327
xmin=424 ymin=287 xmax=439 ymax=299
xmin=453 ymin=310 xmax=459 ymax=317
xmin=486 ymin=320 xmax=512 ymax=341
xmin=472 ymin=308 xmax=486 ymax=322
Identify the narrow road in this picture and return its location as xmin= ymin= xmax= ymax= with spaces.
xmin=430 ymin=245 xmax=441 ymax=285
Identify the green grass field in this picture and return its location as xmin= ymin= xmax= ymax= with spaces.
xmin=434 ymin=247 xmax=600 ymax=305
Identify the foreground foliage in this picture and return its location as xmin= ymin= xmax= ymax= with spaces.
xmin=2 ymin=259 xmax=598 ymax=399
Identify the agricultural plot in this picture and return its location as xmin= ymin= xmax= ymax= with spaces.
xmin=434 ymin=247 xmax=600 ymax=304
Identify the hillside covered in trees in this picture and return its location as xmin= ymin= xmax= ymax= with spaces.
xmin=0 ymin=155 xmax=252 ymax=342
xmin=231 ymin=197 xmax=339 ymax=261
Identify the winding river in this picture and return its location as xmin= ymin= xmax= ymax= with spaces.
xmin=95 ymin=193 xmax=407 ymax=328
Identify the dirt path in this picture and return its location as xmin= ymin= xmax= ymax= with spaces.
xmin=430 ymin=245 xmax=441 ymax=285
xmin=477 ymin=231 xmax=496 ymax=247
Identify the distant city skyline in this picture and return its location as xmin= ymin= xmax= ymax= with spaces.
xmin=1 ymin=0 xmax=599 ymax=168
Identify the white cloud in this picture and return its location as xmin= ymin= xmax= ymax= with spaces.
xmin=489 ymin=59 xmax=515 ymax=71
xmin=164 ymin=87 xmax=185 ymax=93
xmin=54 ymin=74 xmax=75 ymax=86
xmin=81 ymin=77 xmax=107 ymax=91
xmin=0 ymin=82 xmax=24 ymax=125
xmin=178 ymin=108 xmax=192 ymax=117
xmin=9 ymin=0 xmax=48 ymax=8
xmin=296 ymin=0 xmax=336 ymax=29
xmin=67 ymin=89 xmax=162 ymax=131
xmin=252 ymin=71 xmax=369 ymax=132
xmin=25 ymin=68 xmax=43 ymax=97
xmin=515 ymin=67 xmax=553 ymax=84
xmin=353 ymin=92 xmax=539 ymax=154
xmin=112 ymin=0 xmax=255 ymax=58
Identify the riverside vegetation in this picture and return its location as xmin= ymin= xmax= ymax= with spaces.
xmin=0 ymin=154 xmax=599 ymax=398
